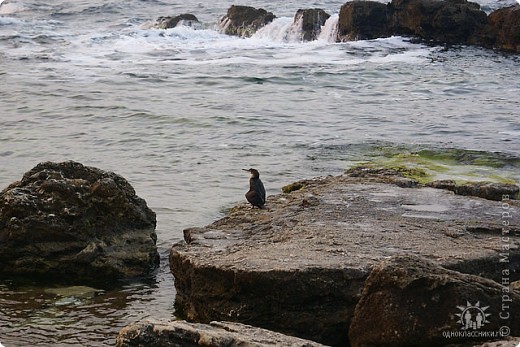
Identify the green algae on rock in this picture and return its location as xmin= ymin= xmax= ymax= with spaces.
xmin=343 ymin=145 xmax=519 ymax=190
xmin=281 ymin=181 xmax=306 ymax=194
xmin=346 ymin=164 xmax=519 ymax=201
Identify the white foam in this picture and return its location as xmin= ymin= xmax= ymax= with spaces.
xmin=317 ymin=14 xmax=339 ymax=43
xmin=253 ymin=15 xmax=339 ymax=43
xmin=287 ymin=14 xmax=305 ymax=42
xmin=253 ymin=17 xmax=294 ymax=42
xmin=0 ymin=15 xmax=23 ymax=24
xmin=499 ymin=130 xmax=520 ymax=136
xmin=51 ymin=19 xmax=434 ymax=71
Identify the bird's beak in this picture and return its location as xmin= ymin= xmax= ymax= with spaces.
xmin=242 ymin=169 xmax=250 ymax=172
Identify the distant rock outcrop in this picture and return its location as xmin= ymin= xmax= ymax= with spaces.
xmin=338 ymin=1 xmax=391 ymax=41
xmin=154 ymin=14 xmax=200 ymax=29
xmin=213 ymin=1 xmax=520 ymax=52
xmin=293 ymin=9 xmax=331 ymax=41
xmin=116 ymin=320 xmax=326 ymax=347
xmin=349 ymin=255 xmax=520 ymax=346
xmin=0 ymin=161 xmax=159 ymax=284
xmin=335 ymin=0 xmax=520 ymax=52
xmin=483 ymin=4 xmax=520 ymax=52
xmin=219 ymin=5 xmax=276 ymax=37
xmin=388 ymin=0 xmax=488 ymax=44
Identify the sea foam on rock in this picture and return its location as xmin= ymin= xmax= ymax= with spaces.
xmin=0 ymin=161 xmax=159 ymax=284
xmin=169 ymin=171 xmax=519 ymax=346
xmin=293 ymin=9 xmax=331 ymax=41
xmin=219 ymin=5 xmax=276 ymax=38
xmin=214 ymin=1 xmax=520 ymax=53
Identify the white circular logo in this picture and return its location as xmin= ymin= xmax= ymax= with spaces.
xmin=456 ymin=301 xmax=491 ymax=330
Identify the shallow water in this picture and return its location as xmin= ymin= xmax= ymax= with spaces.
xmin=1 ymin=0 xmax=519 ymax=345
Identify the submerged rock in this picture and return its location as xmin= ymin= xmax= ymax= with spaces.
xmin=154 ymin=14 xmax=200 ymax=29
xmin=292 ymin=9 xmax=330 ymax=41
xmin=0 ymin=161 xmax=159 ymax=284
xmin=116 ymin=320 xmax=326 ymax=347
xmin=349 ymin=255 xmax=520 ymax=346
xmin=219 ymin=5 xmax=276 ymax=38
xmin=169 ymin=173 xmax=519 ymax=346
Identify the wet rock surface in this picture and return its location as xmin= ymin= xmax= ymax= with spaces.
xmin=212 ymin=2 xmax=520 ymax=52
xmin=483 ymin=4 xmax=520 ymax=52
xmin=427 ymin=180 xmax=519 ymax=201
xmin=349 ymin=255 xmax=520 ymax=346
xmin=338 ymin=1 xmax=391 ymax=41
xmin=388 ymin=0 xmax=488 ymax=45
xmin=346 ymin=166 xmax=519 ymax=201
xmin=293 ymin=8 xmax=331 ymax=41
xmin=219 ymin=5 xmax=276 ymax=38
xmin=336 ymin=0 xmax=520 ymax=51
xmin=116 ymin=320 xmax=326 ymax=347
xmin=0 ymin=161 xmax=159 ymax=284
xmin=170 ymin=173 xmax=519 ymax=345
xmin=336 ymin=0 xmax=490 ymax=46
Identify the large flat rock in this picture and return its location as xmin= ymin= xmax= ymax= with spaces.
xmin=170 ymin=174 xmax=519 ymax=346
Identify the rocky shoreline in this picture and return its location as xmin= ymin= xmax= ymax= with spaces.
xmin=156 ymin=2 xmax=520 ymax=53
xmin=1 ymin=161 xmax=518 ymax=346
xmin=162 ymin=170 xmax=519 ymax=346
xmin=166 ymin=171 xmax=520 ymax=345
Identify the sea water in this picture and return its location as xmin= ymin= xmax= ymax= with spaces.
xmin=0 ymin=0 xmax=519 ymax=345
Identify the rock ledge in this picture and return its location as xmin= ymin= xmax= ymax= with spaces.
xmin=116 ymin=320 xmax=326 ymax=347
xmin=170 ymin=173 xmax=519 ymax=345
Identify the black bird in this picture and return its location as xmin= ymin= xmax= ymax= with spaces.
xmin=243 ymin=168 xmax=266 ymax=209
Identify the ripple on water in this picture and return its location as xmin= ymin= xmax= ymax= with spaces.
xmin=0 ymin=265 xmax=176 ymax=346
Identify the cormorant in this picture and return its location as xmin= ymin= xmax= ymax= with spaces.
xmin=243 ymin=168 xmax=266 ymax=209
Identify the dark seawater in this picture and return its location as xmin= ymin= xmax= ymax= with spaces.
xmin=1 ymin=0 xmax=519 ymax=345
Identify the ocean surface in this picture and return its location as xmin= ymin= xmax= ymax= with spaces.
xmin=1 ymin=0 xmax=519 ymax=345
